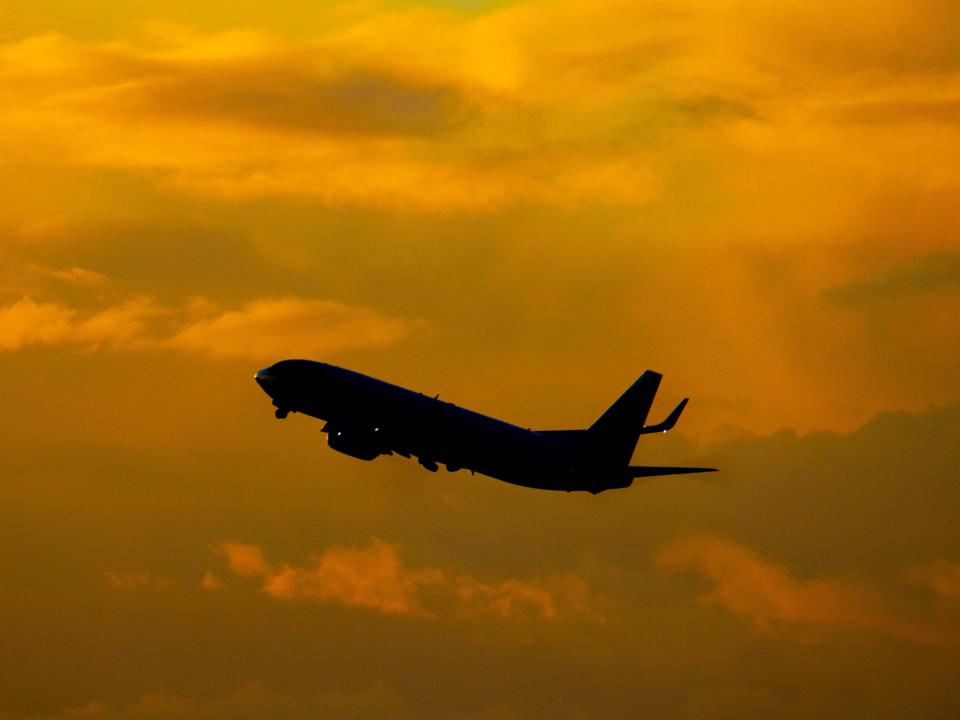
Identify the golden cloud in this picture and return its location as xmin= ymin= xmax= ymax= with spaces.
xmin=0 ymin=1 xmax=956 ymax=217
xmin=261 ymin=539 xmax=443 ymax=616
xmin=0 ymin=0 xmax=956 ymax=222
xmin=43 ymin=266 xmax=109 ymax=286
xmin=0 ymin=23 xmax=666 ymax=210
xmin=218 ymin=542 xmax=270 ymax=577
xmin=199 ymin=570 xmax=224 ymax=591
xmin=0 ymin=295 xmax=419 ymax=360
xmin=454 ymin=574 xmax=595 ymax=620
xmin=0 ymin=296 xmax=160 ymax=351
xmin=216 ymin=538 xmax=597 ymax=620
xmin=0 ymin=297 xmax=74 ymax=350
xmin=164 ymin=297 xmax=419 ymax=361
xmin=655 ymin=535 xmax=948 ymax=645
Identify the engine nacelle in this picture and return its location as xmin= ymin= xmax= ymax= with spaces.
xmin=324 ymin=424 xmax=385 ymax=461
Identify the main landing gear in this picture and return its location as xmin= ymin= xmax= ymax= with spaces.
xmin=275 ymin=408 xmax=289 ymax=419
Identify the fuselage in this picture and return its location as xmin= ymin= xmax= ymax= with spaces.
xmin=254 ymin=359 xmax=626 ymax=492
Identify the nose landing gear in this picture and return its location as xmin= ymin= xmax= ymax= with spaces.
xmin=275 ymin=408 xmax=289 ymax=419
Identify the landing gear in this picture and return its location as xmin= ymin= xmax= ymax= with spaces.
xmin=275 ymin=408 xmax=289 ymax=419
xmin=419 ymin=458 xmax=439 ymax=472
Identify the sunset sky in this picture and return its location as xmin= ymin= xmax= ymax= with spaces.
xmin=2 ymin=1 xmax=959 ymax=717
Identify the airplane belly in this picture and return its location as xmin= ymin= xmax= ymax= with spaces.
xmin=392 ymin=404 xmax=532 ymax=465
xmin=431 ymin=418 xmax=576 ymax=490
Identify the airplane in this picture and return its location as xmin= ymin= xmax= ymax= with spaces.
xmin=254 ymin=360 xmax=716 ymax=493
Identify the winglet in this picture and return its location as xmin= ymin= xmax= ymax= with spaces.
xmin=639 ymin=398 xmax=688 ymax=435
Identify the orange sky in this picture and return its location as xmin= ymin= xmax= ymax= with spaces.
xmin=1 ymin=1 xmax=959 ymax=718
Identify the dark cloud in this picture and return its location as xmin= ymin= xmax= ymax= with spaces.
xmin=1 ymin=34 xmax=469 ymax=139
xmin=136 ymin=64 xmax=470 ymax=138
xmin=674 ymin=95 xmax=759 ymax=124
xmin=825 ymin=251 xmax=960 ymax=304
xmin=831 ymin=99 xmax=960 ymax=126
xmin=749 ymin=1 xmax=960 ymax=76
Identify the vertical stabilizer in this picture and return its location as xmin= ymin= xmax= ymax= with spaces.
xmin=588 ymin=371 xmax=661 ymax=467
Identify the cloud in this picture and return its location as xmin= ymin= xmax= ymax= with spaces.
xmin=1 ymin=2 xmax=958 ymax=215
xmin=218 ymin=543 xmax=270 ymax=577
xmin=825 ymin=251 xmax=960 ymax=304
xmin=164 ymin=297 xmax=419 ymax=361
xmin=134 ymin=63 xmax=467 ymax=138
xmin=44 ymin=266 xmax=109 ymax=286
xmin=832 ymin=99 xmax=960 ymax=126
xmin=0 ymin=25 xmax=665 ymax=210
xmin=0 ymin=297 xmax=75 ymax=350
xmin=0 ymin=296 xmax=160 ymax=351
xmin=907 ymin=560 xmax=960 ymax=601
xmin=454 ymin=574 xmax=595 ymax=620
xmin=67 ymin=298 xmax=165 ymax=350
xmin=260 ymin=539 xmax=443 ymax=616
xmin=216 ymin=538 xmax=597 ymax=620
xmin=199 ymin=570 xmax=224 ymax=591
xmin=0 ymin=295 xmax=419 ymax=360
xmin=655 ymin=535 xmax=946 ymax=645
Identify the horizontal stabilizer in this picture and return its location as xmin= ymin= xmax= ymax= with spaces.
xmin=638 ymin=398 xmax=688 ymax=435
xmin=626 ymin=465 xmax=717 ymax=478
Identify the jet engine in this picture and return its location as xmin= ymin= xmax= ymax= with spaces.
xmin=323 ymin=424 xmax=386 ymax=461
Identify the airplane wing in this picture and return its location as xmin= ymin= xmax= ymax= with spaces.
xmin=625 ymin=465 xmax=717 ymax=478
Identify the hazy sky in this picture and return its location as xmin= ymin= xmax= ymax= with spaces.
xmin=1 ymin=1 xmax=959 ymax=718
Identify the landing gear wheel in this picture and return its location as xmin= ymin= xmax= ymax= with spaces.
xmin=275 ymin=408 xmax=289 ymax=419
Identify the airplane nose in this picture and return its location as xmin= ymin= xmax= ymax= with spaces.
xmin=254 ymin=367 xmax=274 ymax=389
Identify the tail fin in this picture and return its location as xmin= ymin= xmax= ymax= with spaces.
xmin=589 ymin=371 xmax=661 ymax=467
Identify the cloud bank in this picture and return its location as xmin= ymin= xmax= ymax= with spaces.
xmin=0 ymin=296 xmax=420 ymax=361
xmin=218 ymin=538 xmax=597 ymax=620
xmin=656 ymin=535 xmax=950 ymax=646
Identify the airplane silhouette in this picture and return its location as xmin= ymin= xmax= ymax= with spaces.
xmin=255 ymin=360 xmax=716 ymax=493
